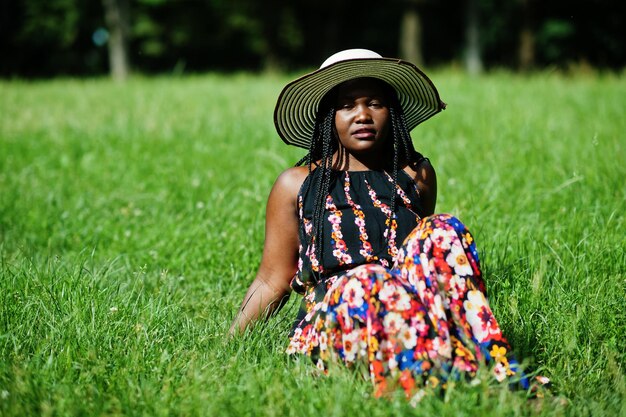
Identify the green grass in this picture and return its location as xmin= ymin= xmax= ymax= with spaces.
xmin=1 ymin=70 xmax=625 ymax=416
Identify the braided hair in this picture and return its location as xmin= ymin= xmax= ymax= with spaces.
xmin=295 ymin=79 xmax=425 ymax=282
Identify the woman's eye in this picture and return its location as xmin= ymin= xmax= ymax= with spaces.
xmin=369 ymin=101 xmax=383 ymax=108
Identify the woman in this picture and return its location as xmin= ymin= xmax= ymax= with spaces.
xmin=230 ymin=49 xmax=543 ymax=400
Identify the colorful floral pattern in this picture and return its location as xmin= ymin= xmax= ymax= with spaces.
xmin=287 ymin=169 xmax=550 ymax=399
xmin=293 ymin=170 xmax=422 ymax=294
xmin=287 ymin=214 xmax=538 ymax=400
xmin=343 ymin=173 xmax=376 ymax=262
xmin=364 ymin=179 xmax=398 ymax=258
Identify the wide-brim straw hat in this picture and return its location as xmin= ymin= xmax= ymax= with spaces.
xmin=274 ymin=49 xmax=446 ymax=149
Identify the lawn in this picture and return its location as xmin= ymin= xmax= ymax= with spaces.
xmin=0 ymin=69 xmax=624 ymax=416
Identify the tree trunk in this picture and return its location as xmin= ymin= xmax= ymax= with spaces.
xmin=102 ymin=0 xmax=130 ymax=80
xmin=259 ymin=0 xmax=281 ymax=73
xmin=399 ymin=2 xmax=424 ymax=67
xmin=518 ymin=0 xmax=535 ymax=71
xmin=464 ymin=0 xmax=483 ymax=75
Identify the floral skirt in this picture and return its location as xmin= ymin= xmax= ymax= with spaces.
xmin=287 ymin=214 xmax=545 ymax=400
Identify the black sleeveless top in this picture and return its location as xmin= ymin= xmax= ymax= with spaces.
xmin=291 ymin=168 xmax=426 ymax=295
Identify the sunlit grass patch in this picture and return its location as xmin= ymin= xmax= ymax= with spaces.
xmin=1 ymin=71 xmax=624 ymax=416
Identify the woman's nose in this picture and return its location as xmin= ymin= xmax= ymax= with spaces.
xmin=354 ymin=104 xmax=372 ymax=122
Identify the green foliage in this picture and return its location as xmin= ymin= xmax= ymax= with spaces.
xmin=2 ymin=0 xmax=624 ymax=77
xmin=535 ymin=19 xmax=576 ymax=64
xmin=0 ymin=71 xmax=625 ymax=416
xmin=19 ymin=0 xmax=82 ymax=47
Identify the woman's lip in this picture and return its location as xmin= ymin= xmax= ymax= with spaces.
xmin=352 ymin=128 xmax=376 ymax=139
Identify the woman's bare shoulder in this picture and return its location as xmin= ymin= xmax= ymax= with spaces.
xmin=271 ymin=165 xmax=310 ymax=197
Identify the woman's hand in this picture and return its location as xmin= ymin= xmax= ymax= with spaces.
xmin=229 ymin=166 xmax=309 ymax=336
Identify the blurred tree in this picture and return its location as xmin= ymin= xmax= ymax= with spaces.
xmin=464 ymin=0 xmax=483 ymax=75
xmin=0 ymin=0 xmax=623 ymax=77
xmin=102 ymin=0 xmax=130 ymax=80
xmin=223 ymin=0 xmax=304 ymax=72
xmin=399 ymin=0 xmax=425 ymax=66
xmin=518 ymin=0 xmax=536 ymax=70
xmin=536 ymin=18 xmax=575 ymax=64
xmin=292 ymin=0 xmax=403 ymax=67
xmin=0 ymin=0 xmax=107 ymax=76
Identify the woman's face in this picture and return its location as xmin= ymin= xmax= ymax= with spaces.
xmin=333 ymin=78 xmax=391 ymax=157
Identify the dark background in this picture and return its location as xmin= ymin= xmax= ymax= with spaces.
xmin=1 ymin=0 xmax=623 ymax=78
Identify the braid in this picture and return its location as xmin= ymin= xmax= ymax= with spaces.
xmin=296 ymin=85 xmax=427 ymax=279
xmin=308 ymin=107 xmax=336 ymax=282
xmin=382 ymin=107 xmax=401 ymax=253
xmin=391 ymin=106 xmax=424 ymax=165
xmin=390 ymin=121 xmax=399 ymax=225
xmin=294 ymin=154 xmax=309 ymax=167
xmin=388 ymin=104 xmax=430 ymax=253
xmin=294 ymin=115 xmax=322 ymax=168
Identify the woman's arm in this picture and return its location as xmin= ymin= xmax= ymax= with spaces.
xmin=405 ymin=158 xmax=437 ymax=215
xmin=229 ymin=166 xmax=309 ymax=336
